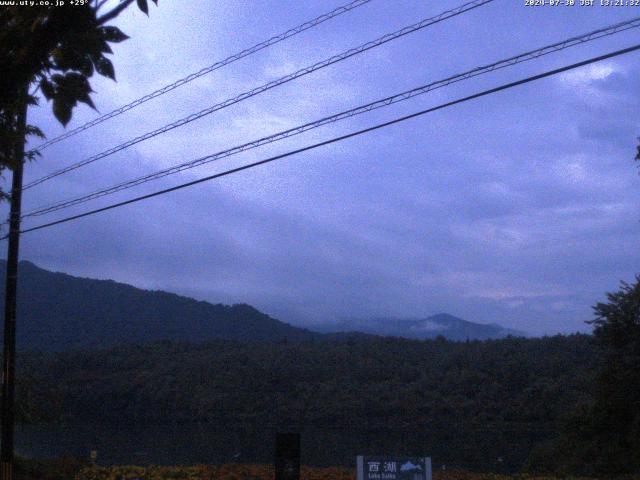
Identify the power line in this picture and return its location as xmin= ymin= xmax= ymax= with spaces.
xmin=20 ymin=16 xmax=640 ymax=220
xmin=21 ymin=0 xmax=494 ymax=191
xmin=12 ymin=43 xmax=640 ymax=238
xmin=27 ymin=0 xmax=374 ymax=154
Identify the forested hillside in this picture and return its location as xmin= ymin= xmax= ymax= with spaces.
xmin=0 ymin=261 xmax=523 ymax=350
xmin=14 ymin=334 xmax=597 ymax=471
xmin=0 ymin=260 xmax=318 ymax=350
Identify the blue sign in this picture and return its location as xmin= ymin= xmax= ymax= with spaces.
xmin=357 ymin=456 xmax=432 ymax=480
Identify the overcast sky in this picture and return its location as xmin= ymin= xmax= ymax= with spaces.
xmin=4 ymin=0 xmax=640 ymax=335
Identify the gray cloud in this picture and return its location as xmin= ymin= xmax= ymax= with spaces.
xmin=3 ymin=0 xmax=639 ymax=336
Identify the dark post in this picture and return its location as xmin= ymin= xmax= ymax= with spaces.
xmin=274 ymin=432 xmax=300 ymax=480
xmin=1 ymin=91 xmax=28 ymax=480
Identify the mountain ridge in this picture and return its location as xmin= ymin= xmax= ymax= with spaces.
xmin=0 ymin=260 xmax=522 ymax=350
xmin=0 ymin=260 xmax=320 ymax=351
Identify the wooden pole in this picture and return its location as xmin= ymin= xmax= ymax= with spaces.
xmin=1 ymin=89 xmax=28 ymax=480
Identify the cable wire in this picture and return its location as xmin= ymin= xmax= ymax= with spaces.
xmin=20 ymin=16 xmax=640 ymax=220
xmin=21 ymin=0 xmax=494 ymax=191
xmin=12 ymin=43 xmax=640 ymax=238
xmin=28 ymin=0 xmax=374 ymax=154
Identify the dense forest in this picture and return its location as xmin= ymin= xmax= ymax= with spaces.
xmin=12 ymin=334 xmax=598 ymax=472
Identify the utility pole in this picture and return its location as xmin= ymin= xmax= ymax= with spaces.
xmin=1 ymin=88 xmax=28 ymax=480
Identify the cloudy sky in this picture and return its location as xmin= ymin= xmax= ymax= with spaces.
xmin=4 ymin=0 xmax=640 ymax=335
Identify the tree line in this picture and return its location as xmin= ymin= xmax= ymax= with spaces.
xmin=10 ymin=334 xmax=597 ymax=472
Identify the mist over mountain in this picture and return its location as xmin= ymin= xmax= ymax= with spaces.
xmin=317 ymin=313 xmax=526 ymax=341
xmin=1 ymin=260 xmax=524 ymax=351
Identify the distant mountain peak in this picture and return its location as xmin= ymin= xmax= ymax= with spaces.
xmin=321 ymin=313 xmax=526 ymax=341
